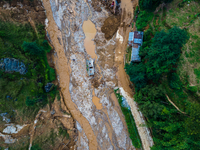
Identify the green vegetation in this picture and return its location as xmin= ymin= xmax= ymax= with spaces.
xmin=31 ymin=144 xmax=43 ymax=150
xmin=125 ymin=46 xmax=132 ymax=63
xmin=136 ymin=10 xmax=154 ymax=31
xmin=59 ymin=127 xmax=70 ymax=139
xmin=139 ymin=0 xmax=173 ymax=10
xmin=31 ymin=129 xmax=58 ymax=149
xmin=0 ymin=21 xmax=58 ymax=122
xmin=114 ymin=89 xmax=142 ymax=148
xmin=125 ymin=0 xmax=200 ymax=149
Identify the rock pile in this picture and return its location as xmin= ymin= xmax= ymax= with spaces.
xmin=0 ymin=58 xmax=27 ymax=75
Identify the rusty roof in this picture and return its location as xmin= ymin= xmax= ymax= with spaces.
xmin=134 ymin=31 xmax=143 ymax=39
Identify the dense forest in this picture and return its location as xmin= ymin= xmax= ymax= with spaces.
xmin=125 ymin=0 xmax=200 ymax=149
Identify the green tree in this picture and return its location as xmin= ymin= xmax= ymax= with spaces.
xmin=145 ymin=27 xmax=189 ymax=81
xmin=22 ymin=41 xmax=44 ymax=57
xmin=31 ymin=144 xmax=42 ymax=150
xmin=185 ymin=103 xmax=200 ymax=137
xmin=140 ymin=0 xmax=173 ymax=10
xmin=125 ymin=63 xmax=147 ymax=90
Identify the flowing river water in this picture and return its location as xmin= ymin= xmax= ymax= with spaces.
xmin=42 ymin=0 xmax=153 ymax=149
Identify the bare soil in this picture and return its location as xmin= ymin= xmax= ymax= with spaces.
xmin=0 ymin=0 xmax=45 ymax=24
xmin=101 ymin=15 xmax=121 ymax=40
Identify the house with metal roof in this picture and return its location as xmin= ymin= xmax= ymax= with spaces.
xmin=128 ymin=31 xmax=143 ymax=62
xmin=134 ymin=31 xmax=143 ymax=45
xmin=131 ymin=44 xmax=141 ymax=62
xmin=128 ymin=32 xmax=134 ymax=46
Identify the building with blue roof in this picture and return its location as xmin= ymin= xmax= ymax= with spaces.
xmin=128 ymin=31 xmax=143 ymax=62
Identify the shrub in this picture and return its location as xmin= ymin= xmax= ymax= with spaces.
xmin=59 ymin=127 xmax=70 ymax=139
xmin=125 ymin=63 xmax=147 ymax=90
xmin=42 ymin=40 xmax=51 ymax=53
xmin=187 ymin=86 xmax=198 ymax=93
xmin=48 ymin=67 xmax=56 ymax=82
xmin=168 ymin=73 xmax=182 ymax=90
xmin=22 ymin=41 xmax=44 ymax=57
xmin=31 ymin=144 xmax=42 ymax=150
xmin=136 ymin=11 xmax=154 ymax=31
xmin=26 ymin=97 xmax=36 ymax=106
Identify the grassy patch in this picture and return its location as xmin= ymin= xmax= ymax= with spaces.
xmin=136 ymin=10 xmax=154 ymax=31
xmin=0 ymin=21 xmax=57 ymax=124
xmin=125 ymin=46 xmax=132 ymax=63
xmin=114 ymin=89 xmax=142 ymax=149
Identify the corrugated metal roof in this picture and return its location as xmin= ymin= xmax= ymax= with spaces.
xmin=132 ymin=44 xmax=139 ymax=48
xmin=134 ymin=39 xmax=143 ymax=44
xmin=131 ymin=46 xmax=141 ymax=62
xmin=128 ymin=31 xmax=143 ymax=62
xmin=134 ymin=31 xmax=143 ymax=39
xmin=128 ymin=32 xmax=134 ymax=46
xmin=134 ymin=31 xmax=143 ymax=45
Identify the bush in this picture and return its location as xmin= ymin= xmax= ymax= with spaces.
xmin=125 ymin=63 xmax=147 ymax=90
xmin=26 ymin=97 xmax=36 ymax=106
xmin=22 ymin=41 xmax=45 ymax=57
xmin=136 ymin=11 xmax=154 ymax=31
xmin=168 ymin=73 xmax=182 ymax=90
xmin=31 ymin=144 xmax=43 ymax=150
xmin=48 ymin=67 xmax=56 ymax=82
xmin=42 ymin=40 xmax=51 ymax=53
xmin=187 ymin=86 xmax=198 ymax=93
xmin=59 ymin=127 xmax=70 ymax=139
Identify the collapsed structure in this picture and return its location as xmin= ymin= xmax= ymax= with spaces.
xmin=128 ymin=31 xmax=143 ymax=62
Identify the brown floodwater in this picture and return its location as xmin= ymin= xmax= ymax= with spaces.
xmin=42 ymin=0 xmax=98 ymax=149
xmin=92 ymin=89 xmax=103 ymax=110
xmin=82 ymin=19 xmax=97 ymax=59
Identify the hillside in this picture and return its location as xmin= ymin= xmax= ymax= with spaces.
xmin=125 ymin=0 xmax=200 ymax=149
xmin=0 ymin=0 xmax=76 ymax=149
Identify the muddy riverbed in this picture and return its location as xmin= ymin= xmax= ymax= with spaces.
xmin=43 ymin=0 xmax=153 ymax=149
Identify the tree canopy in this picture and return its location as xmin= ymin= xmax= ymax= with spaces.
xmin=125 ymin=63 xmax=147 ymax=90
xmin=140 ymin=0 xmax=173 ymax=10
xmin=22 ymin=41 xmax=44 ymax=57
xmin=145 ymin=26 xmax=189 ymax=81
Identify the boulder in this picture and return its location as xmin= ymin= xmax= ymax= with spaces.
xmin=0 ymin=58 xmax=27 ymax=74
xmin=44 ymin=83 xmax=54 ymax=92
